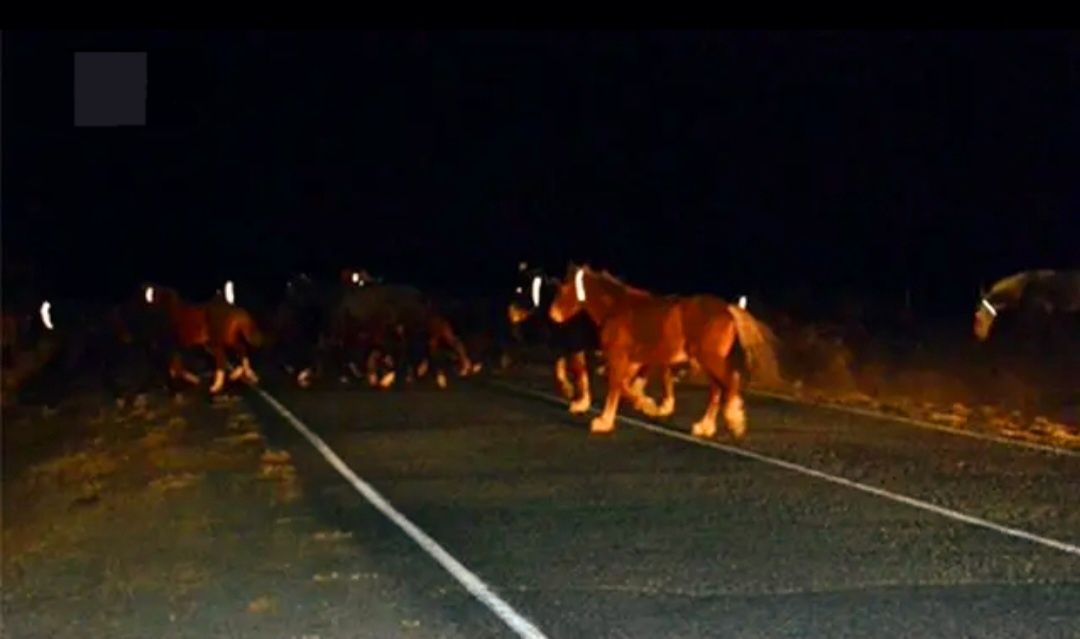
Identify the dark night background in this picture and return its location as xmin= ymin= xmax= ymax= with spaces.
xmin=4 ymin=31 xmax=1078 ymax=317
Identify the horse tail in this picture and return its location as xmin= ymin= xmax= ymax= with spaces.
xmin=727 ymin=304 xmax=784 ymax=390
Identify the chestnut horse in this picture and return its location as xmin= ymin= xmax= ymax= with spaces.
xmin=508 ymin=262 xmax=659 ymax=414
xmin=549 ymin=264 xmax=782 ymax=439
xmin=142 ymin=284 xmax=263 ymax=394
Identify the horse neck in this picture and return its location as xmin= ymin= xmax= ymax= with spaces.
xmin=537 ymin=277 xmax=560 ymax=310
xmin=158 ymin=290 xmax=192 ymax=318
xmin=582 ymin=271 xmax=639 ymax=323
xmin=986 ymin=275 xmax=1029 ymax=309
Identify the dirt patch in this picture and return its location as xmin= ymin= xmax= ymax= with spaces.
xmin=733 ymin=317 xmax=1080 ymax=450
xmin=638 ymin=310 xmax=1080 ymax=450
xmin=2 ymin=387 xmax=468 ymax=638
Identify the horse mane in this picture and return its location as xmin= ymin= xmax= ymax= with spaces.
xmin=586 ymin=266 xmax=654 ymax=298
xmin=986 ymin=269 xmax=1056 ymax=305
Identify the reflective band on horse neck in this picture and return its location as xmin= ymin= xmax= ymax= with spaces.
xmin=981 ymin=298 xmax=998 ymax=317
xmin=574 ymin=269 xmax=586 ymax=302
xmin=39 ymin=301 xmax=54 ymax=330
xmin=531 ymin=276 xmax=542 ymax=308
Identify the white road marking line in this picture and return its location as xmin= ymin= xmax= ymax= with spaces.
xmin=489 ymin=381 xmax=1080 ymax=558
xmin=253 ymin=388 xmax=549 ymax=639
xmin=746 ymin=387 xmax=1080 ymax=459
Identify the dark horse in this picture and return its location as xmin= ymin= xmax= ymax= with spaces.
xmin=974 ymin=269 xmax=1080 ymax=341
xmin=334 ymin=268 xmax=475 ymax=388
xmin=275 ymin=269 xmax=475 ymax=389
xmin=142 ymin=284 xmax=263 ymax=394
xmin=272 ymin=272 xmax=338 ymax=387
xmin=3 ymin=293 xmax=175 ymax=406
xmin=549 ymin=264 xmax=783 ymax=439
xmin=508 ymin=262 xmax=609 ymax=412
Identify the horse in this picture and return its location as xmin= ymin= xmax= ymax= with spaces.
xmin=548 ymin=264 xmax=783 ymax=439
xmin=142 ymin=283 xmax=263 ymax=394
xmin=1 ymin=299 xmax=64 ymax=404
xmin=508 ymin=261 xmax=662 ymax=413
xmin=2 ymin=293 xmax=171 ymax=408
xmin=271 ymin=272 xmax=340 ymax=387
xmin=974 ymin=269 xmax=1080 ymax=341
xmin=335 ymin=268 xmax=476 ymax=389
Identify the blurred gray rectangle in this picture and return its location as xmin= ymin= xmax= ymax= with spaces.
xmin=74 ymin=52 xmax=147 ymax=127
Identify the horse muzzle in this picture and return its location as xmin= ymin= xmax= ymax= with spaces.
xmin=507 ymin=304 xmax=531 ymax=325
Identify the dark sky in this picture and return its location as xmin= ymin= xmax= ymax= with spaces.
xmin=4 ymin=31 xmax=1078 ymax=315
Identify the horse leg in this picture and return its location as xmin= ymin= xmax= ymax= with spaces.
xmin=591 ymin=354 xmax=636 ymax=434
xmin=426 ymin=333 xmax=452 ymax=390
xmin=228 ymin=344 xmax=246 ymax=382
xmin=654 ymin=366 xmax=676 ymax=418
xmin=169 ymin=353 xmax=200 ymax=386
xmin=568 ymin=350 xmax=592 ymax=414
xmin=208 ymin=346 xmax=227 ymax=394
xmin=621 ymin=367 xmax=661 ymax=416
xmin=230 ymin=339 xmax=258 ymax=384
xmin=378 ymin=329 xmax=408 ymax=390
xmin=431 ymin=318 xmax=474 ymax=377
xmin=365 ymin=347 xmax=381 ymax=388
xmin=242 ymin=354 xmax=259 ymax=384
xmin=554 ymin=356 xmax=574 ymax=400
xmin=691 ymin=379 xmax=722 ymax=438
xmin=693 ymin=353 xmax=744 ymax=439
xmin=722 ymin=367 xmax=745 ymax=439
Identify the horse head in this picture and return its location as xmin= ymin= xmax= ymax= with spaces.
xmin=973 ymin=289 xmax=998 ymax=342
xmin=549 ymin=262 xmax=589 ymax=324
xmin=284 ymin=272 xmax=314 ymax=298
xmin=140 ymin=283 xmax=181 ymax=311
xmin=507 ymin=263 xmax=550 ymax=325
xmin=340 ymin=268 xmax=379 ymax=288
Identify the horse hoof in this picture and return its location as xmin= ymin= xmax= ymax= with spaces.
xmin=436 ymin=372 xmax=448 ymax=389
xmin=691 ymin=419 xmax=717 ymax=438
xmin=638 ymin=399 xmax=660 ymax=416
xmin=724 ymin=397 xmax=747 ymax=439
xmin=589 ymin=416 xmax=616 ymax=434
xmin=569 ymin=398 xmax=590 ymax=414
xmin=378 ymin=371 xmax=396 ymax=389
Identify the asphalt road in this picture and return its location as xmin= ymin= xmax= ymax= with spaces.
xmin=246 ymin=369 xmax=1080 ymax=638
